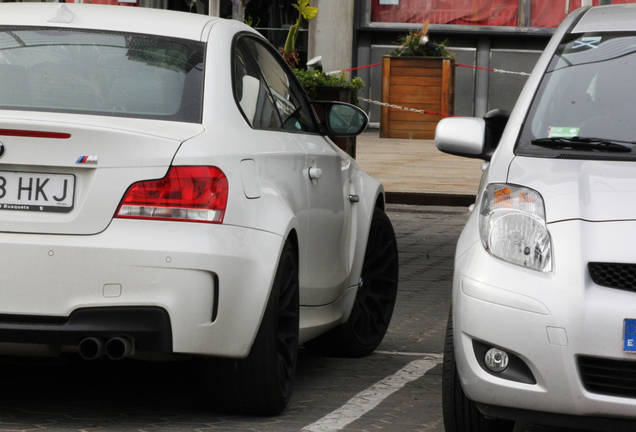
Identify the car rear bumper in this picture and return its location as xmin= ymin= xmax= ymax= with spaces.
xmin=0 ymin=219 xmax=283 ymax=359
xmin=0 ymin=306 xmax=172 ymax=353
xmin=454 ymin=218 xmax=636 ymax=421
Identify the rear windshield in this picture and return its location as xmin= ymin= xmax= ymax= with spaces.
xmin=0 ymin=27 xmax=204 ymax=123
xmin=516 ymin=32 xmax=636 ymax=158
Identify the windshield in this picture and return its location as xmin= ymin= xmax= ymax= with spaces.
xmin=516 ymin=32 xmax=636 ymax=159
xmin=0 ymin=27 xmax=204 ymax=122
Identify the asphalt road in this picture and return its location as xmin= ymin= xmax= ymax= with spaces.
xmin=0 ymin=206 xmax=579 ymax=431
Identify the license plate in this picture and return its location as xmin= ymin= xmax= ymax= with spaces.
xmin=624 ymin=319 xmax=636 ymax=352
xmin=0 ymin=171 xmax=75 ymax=213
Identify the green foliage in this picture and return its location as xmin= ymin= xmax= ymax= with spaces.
xmin=293 ymin=0 xmax=318 ymax=21
xmin=244 ymin=15 xmax=260 ymax=28
xmin=283 ymin=0 xmax=318 ymax=57
xmin=390 ymin=31 xmax=457 ymax=61
xmin=294 ymin=69 xmax=365 ymax=106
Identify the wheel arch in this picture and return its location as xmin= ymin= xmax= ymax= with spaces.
xmin=285 ymin=228 xmax=300 ymax=267
xmin=343 ymin=170 xmax=387 ymax=318
xmin=374 ymin=192 xmax=386 ymax=211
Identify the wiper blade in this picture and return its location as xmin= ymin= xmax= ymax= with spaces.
xmin=531 ymin=136 xmax=634 ymax=153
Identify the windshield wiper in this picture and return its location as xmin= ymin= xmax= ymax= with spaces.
xmin=531 ymin=136 xmax=634 ymax=153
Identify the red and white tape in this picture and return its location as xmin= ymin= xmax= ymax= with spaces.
xmin=358 ymin=97 xmax=458 ymax=118
xmin=330 ymin=62 xmax=529 ymax=117
xmin=325 ymin=62 xmax=530 ymax=77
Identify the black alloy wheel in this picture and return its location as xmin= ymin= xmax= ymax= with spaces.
xmin=201 ymin=241 xmax=299 ymax=415
xmin=304 ymin=206 xmax=399 ymax=357
xmin=350 ymin=207 xmax=400 ymax=349
xmin=275 ymin=242 xmax=300 ymax=399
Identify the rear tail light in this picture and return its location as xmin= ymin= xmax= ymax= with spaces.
xmin=116 ymin=166 xmax=228 ymax=223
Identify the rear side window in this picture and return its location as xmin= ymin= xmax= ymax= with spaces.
xmin=0 ymin=27 xmax=204 ymax=123
xmin=232 ymin=35 xmax=317 ymax=133
xmin=233 ymin=37 xmax=282 ymax=130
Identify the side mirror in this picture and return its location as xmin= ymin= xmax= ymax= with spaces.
xmin=312 ymin=101 xmax=369 ymax=137
xmin=435 ymin=109 xmax=510 ymax=161
xmin=483 ymin=109 xmax=510 ymax=156
xmin=435 ymin=117 xmax=487 ymax=159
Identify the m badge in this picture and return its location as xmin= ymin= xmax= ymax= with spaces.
xmin=76 ymin=156 xmax=98 ymax=165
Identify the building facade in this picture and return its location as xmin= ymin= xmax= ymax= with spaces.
xmin=351 ymin=0 xmax=628 ymax=125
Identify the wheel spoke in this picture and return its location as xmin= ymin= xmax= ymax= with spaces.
xmin=363 ymin=253 xmax=397 ymax=282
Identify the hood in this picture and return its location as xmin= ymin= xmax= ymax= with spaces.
xmin=508 ymin=156 xmax=636 ymax=223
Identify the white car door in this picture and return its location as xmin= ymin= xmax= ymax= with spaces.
xmin=241 ymin=37 xmax=353 ymax=306
xmin=294 ymin=133 xmax=355 ymax=305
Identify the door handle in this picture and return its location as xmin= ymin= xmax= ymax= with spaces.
xmin=308 ymin=167 xmax=322 ymax=180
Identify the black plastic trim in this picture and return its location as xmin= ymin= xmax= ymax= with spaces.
xmin=589 ymin=262 xmax=636 ymax=292
xmin=579 ymin=355 xmax=636 ymax=398
xmin=477 ymin=403 xmax=636 ymax=432
xmin=472 ymin=339 xmax=537 ymax=384
xmin=212 ymin=274 xmax=219 ymax=323
xmin=0 ymin=307 xmax=172 ymax=353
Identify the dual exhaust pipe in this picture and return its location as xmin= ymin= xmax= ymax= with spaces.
xmin=78 ymin=336 xmax=134 ymax=361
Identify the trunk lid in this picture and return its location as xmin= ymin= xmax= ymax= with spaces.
xmin=0 ymin=112 xmax=204 ymax=235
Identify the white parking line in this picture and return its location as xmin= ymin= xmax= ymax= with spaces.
xmin=301 ymin=357 xmax=442 ymax=432
xmin=375 ymin=350 xmax=444 ymax=358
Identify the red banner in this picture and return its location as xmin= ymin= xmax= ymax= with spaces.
xmin=372 ymin=0 xmax=636 ymax=28
xmin=371 ymin=0 xmax=519 ymax=26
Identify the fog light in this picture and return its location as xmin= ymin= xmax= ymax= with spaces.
xmin=485 ymin=348 xmax=509 ymax=372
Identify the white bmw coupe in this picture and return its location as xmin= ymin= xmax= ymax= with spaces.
xmin=0 ymin=3 xmax=399 ymax=415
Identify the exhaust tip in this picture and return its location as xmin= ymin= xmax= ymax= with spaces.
xmin=105 ymin=337 xmax=134 ymax=360
xmin=78 ymin=337 xmax=105 ymax=360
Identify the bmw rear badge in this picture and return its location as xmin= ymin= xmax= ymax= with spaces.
xmin=76 ymin=155 xmax=98 ymax=165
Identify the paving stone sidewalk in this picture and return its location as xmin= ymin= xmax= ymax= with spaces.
xmin=355 ymin=133 xmax=483 ymax=198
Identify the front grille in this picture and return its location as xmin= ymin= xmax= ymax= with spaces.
xmin=589 ymin=262 xmax=636 ymax=292
xmin=579 ymin=356 xmax=636 ymax=398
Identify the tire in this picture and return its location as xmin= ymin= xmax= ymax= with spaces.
xmin=201 ymin=241 xmax=299 ymax=415
xmin=305 ymin=206 xmax=399 ymax=358
xmin=442 ymin=308 xmax=515 ymax=432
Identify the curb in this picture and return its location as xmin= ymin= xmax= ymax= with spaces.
xmin=386 ymin=192 xmax=476 ymax=207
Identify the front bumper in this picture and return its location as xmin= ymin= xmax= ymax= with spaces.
xmin=0 ymin=219 xmax=283 ymax=358
xmin=454 ymin=217 xmax=636 ymax=421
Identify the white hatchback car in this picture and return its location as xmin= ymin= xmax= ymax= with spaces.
xmin=0 ymin=3 xmax=399 ymax=415
xmin=437 ymin=4 xmax=636 ymax=432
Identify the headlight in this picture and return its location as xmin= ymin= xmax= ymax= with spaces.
xmin=479 ymin=184 xmax=552 ymax=272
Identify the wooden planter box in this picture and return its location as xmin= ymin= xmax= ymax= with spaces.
xmin=380 ymin=56 xmax=455 ymax=139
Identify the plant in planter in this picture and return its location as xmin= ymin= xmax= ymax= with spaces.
xmin=294 ymin=69 xmax=365 ymax=158
xmin=294 ymin=69 xmax=364 ymax=106
xmin=390 ymin=24 xmax=457 ymax=60
xmin=381 ymin=22 xmax=457 ymax=140
xmin=281 ymin=0 xmax=318 ymax=69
